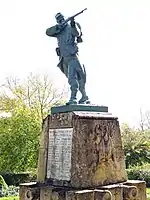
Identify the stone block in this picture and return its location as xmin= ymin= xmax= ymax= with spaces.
xmin=100 ymin=184 xmax=123 ymax=200
xmin=40 ymin=187 xmax=67 ymax=200
xmin=122 ymin=185 xmax=138 ymax=200
xmin=19 ymin=182 xmax=39 ymax=200
xmin=75 ymin=189 xmax=112 ymax=200
xmin=37 ymin=111 xmax=127 ymax=188
xmin=37 ymin=117 xmax=50 ymax=182
xmin=39 ymin=188 xmax=112 ymax=200
xmin=123 ymin=180 xmax=146 ymax=200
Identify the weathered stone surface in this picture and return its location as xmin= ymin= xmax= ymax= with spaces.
xmin=40 ymin=187 xmax=52 ymax=200
xmin=19 ymin=182 xmax=39 ymax=200
xmin=19 ymin=186 xmax=27 ymax=200
xmin=75 ymin=189 xmax=112 ymax=200
xmin=40 ymin=187 xmax=67 ymax=200
xmin=70 ymin=117 xmax=127 ymax=188
xmin=100 ymin=184 xmax=123 ymax=200
xmin=49 ymin=112 xmax=73 ymax=128
xmin=39 ymin=188 xmax=112 ymax=200
xmin=37 ymin=117 xmax=49 ymax=182
xmin=19 ymin=183 xmax=146 ymax=200
xmin=123 ymin=180 xmax=146 ymax=200
xmin=37 ymin=111 xmax=127 ymax=188
xmin=122 ymin=185 xmax=138 ymax=200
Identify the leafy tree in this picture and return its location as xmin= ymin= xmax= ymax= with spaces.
xmin=0 ymin=73 xmax=67 ymax=172
xmin=0 ymin=73 xmax=67 ymax=122
xmin=121 ymin=124 xmax=150 ymax=168
xmin=0 ymin=100 xmax=40 ymax=172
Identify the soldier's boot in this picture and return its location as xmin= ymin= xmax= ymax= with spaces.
xmin=66 ymin=88 xmax=78 ymax=105
xmin=78 ymin=87 xmax=90 ymax=104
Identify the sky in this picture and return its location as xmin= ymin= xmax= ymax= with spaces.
xmin=0 ymin=0 xmax=150 ymax=126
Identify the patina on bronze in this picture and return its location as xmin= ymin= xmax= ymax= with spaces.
xmin=46 ymin=9 xmax=90 ymax=105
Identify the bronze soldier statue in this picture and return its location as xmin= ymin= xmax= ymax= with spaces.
xmin=46 ymin=9 xmax=90 ymax=105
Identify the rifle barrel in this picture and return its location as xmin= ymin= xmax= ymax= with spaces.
xmin=64 ymin=8 xmax=87 ymax=23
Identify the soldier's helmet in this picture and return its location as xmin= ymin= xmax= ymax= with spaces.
xmin=55 ymin=12 xmax=65 ymax=23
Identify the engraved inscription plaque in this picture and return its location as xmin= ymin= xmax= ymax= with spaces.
xmin=47 ymin=128 xmax=73 ymax=181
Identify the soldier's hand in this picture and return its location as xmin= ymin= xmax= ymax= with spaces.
xmin=70 ymin=18 xmax=75 ymax=27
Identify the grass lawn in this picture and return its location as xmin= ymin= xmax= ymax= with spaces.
xmin=0 ymin=197 xmax=19 ymax=200
xmin=147 ymin=188 xmax=150 ymax=200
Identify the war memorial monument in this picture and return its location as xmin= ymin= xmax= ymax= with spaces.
xmin=19 ymin=9 xmax=147 ymax=200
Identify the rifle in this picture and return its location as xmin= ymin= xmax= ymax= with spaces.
xmin=64 ymin=8 xmax=87 ymax=24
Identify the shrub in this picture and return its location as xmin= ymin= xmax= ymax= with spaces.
xmin=0 ymin=176 xmax=19 ymax=198
xmin=127 ymin=165 xmax=150 ymax=187
xmin=121 ymin=124 xmax=150 ymax=168
xmin=0 ymin=173 xmax=36 ymax=186
xmin=0 ymin=176 xmax=8 ymax=190
xmin=1 ymin=186 xmax=19 ymax=197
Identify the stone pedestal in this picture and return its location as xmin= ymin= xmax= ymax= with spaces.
xmin=37 ymin=111 xmax=127 ymax=188
xmin=19 ymin=107 xmax=147 ymax=200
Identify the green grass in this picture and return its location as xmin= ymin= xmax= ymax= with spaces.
xmin=147 ymin=188 xmax=150 ymax=200
xmin=0 ymin=197 xmax=19 ymax=200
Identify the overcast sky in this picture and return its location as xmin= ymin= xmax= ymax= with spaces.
xmin=0 ymin=0 xmax=150 ymax=126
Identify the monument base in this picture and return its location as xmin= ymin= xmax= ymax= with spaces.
xmin=19 ymin=180 xmax=147 ymax=200
xmin=51 ymin=104 xmax=108 ymax=114
xmin=19 ymin=110 xmax=147 ymax=200
xmin=38 ymin=111 xmax=127 ymax=188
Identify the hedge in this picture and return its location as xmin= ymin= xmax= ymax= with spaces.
xmin=0 ymin=173 xmax=36 ymax=186
xmin=127 ymin=168 xmax=150 ymax=187
xmin=0 ymin=176 xmax=8 ymax=190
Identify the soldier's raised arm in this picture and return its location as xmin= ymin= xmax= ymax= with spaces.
xmin=46 ymin=25 xmax=58 ymax=37
xmin=70 ymin=19 xmax=80 ymax=37
xmin=46 ymin=23 xmax=67 ymax=37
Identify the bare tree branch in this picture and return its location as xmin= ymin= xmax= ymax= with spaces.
xmin=0 ymin=73 xmax=67 ymax=121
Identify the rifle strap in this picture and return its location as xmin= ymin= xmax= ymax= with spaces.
xmin=75 ymin=22 xmax=82 ymax=37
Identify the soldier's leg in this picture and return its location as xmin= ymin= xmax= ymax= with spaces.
xmin=78 ymin=79 xmax=89 ymax=104
xmin=62 ymin=61 xmax=68 ymax=78
xmin=57 ymin=58 xmax=68 ymax=78
xmin=66 ymin=58 xmax=79 ymax=105
xmin=75 ymin=58 xmax=89 ymax=104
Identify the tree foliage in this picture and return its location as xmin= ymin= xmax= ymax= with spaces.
xmin=0 ymin=74 xmax=67 ymax=172
xmin=0 ymin=73 xmax=67 ymax=122
xmin=121 ymin=123 xmax=150 ymax=168
xmin=0 ymin=103 xmax=40 ymax=172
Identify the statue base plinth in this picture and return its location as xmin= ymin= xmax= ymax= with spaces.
xmin=19 ymin=180 xmax=147 ymax=200
xmin=51 ymin=104 xmax=108 ymax=114
xmin=37 ymin=111 xmax=127 ymax=188
xmin=19 ymin=109 xmax=147 ymax=200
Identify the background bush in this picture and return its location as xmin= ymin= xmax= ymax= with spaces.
xmin=0 ymin=176 xmax=8 ymax=190
xmin=121 ymin=124 xmax=150 ymax=168
xmin=127 ymin=164 xmax=150 ymax=187
xmin=1 ymin=186 xmax=19 ymax=197
xmin=0 ymin=173 xmax=36 ymax=186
